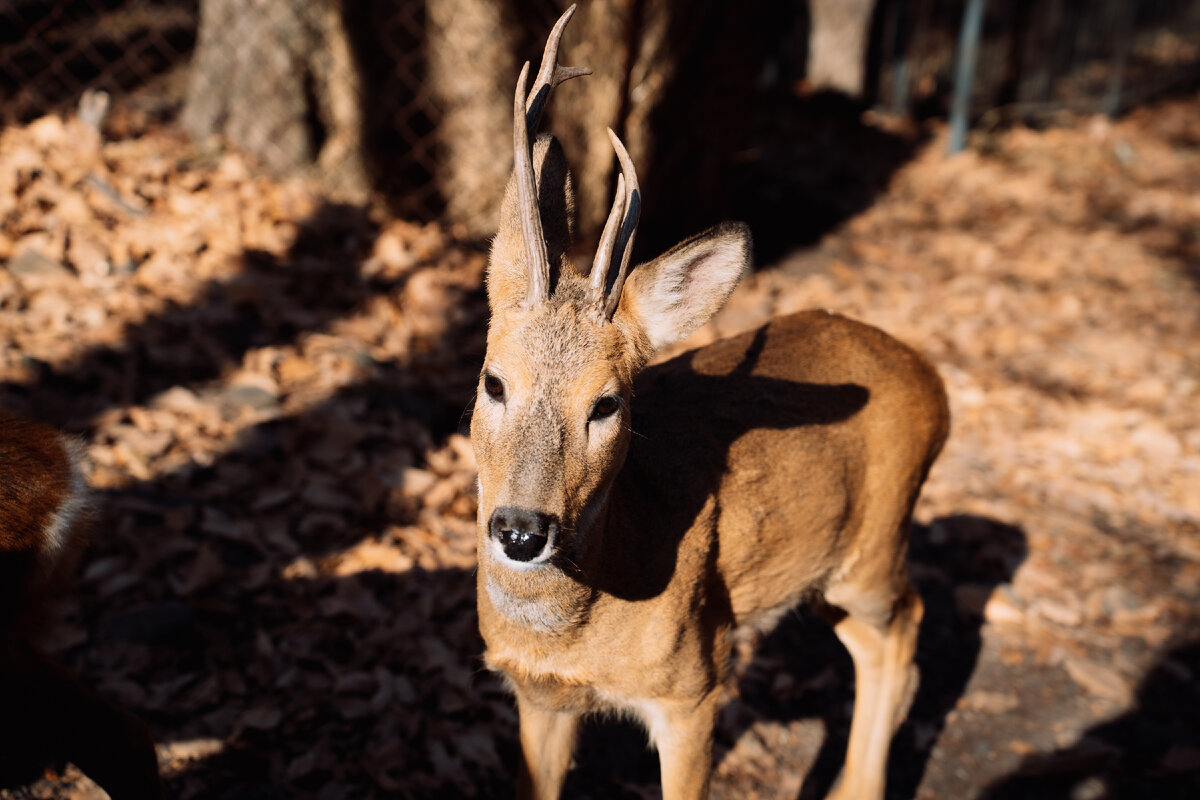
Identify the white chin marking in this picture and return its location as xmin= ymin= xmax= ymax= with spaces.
xmin=484 ymin=576 xmax=565 ymax=632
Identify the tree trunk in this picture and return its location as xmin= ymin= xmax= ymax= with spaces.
xmin=426 ymin=0 xmax=768 ymax=250
xmin=552 ymin=0 xmax=634 ymax=247
xmin=807 ymin=0 xmax=878 ymax=96
xmin=424 ymin=0 xmax=636 ymax=243
xmin=181 ymin=0 xmax=368 ymax=196
xmin=425 ymin=0 xmax=521 ymax=239
xmin=617 ymin=0 xmax=769 ymax=258
xmin=180 ymin=0 xmax=770 ymax=248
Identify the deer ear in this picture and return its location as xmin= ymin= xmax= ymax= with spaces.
xmin=617 ymin=222 xmax=751 ymax=352
xmin=488 ymin=134 xmax=576 ymax=311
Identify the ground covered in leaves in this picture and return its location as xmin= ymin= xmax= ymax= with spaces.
xmin=1 ymin=92 xmax=1199 ymax=799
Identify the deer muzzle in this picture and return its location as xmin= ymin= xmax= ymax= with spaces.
xmin=489 ymin=507 xmax=560 ymax=565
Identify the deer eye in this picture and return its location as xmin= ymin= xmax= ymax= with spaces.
xmin=483 ymin=373 xmax=505 ymax=402
xmin=590 ymin=396 xmax=620 ymax=421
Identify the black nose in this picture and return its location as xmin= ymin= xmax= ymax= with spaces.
xmin=489 ymin=507 xmax=559 ymax=563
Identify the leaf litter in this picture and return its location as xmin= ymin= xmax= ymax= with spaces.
xmin=1 ymin=93 xmax=1199 ymax=798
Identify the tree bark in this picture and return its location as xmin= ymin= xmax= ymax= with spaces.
xmin=617 ymin=0 xmax=768 ymax=258
xmin=425 ymin=0 xmax=521 ymax=238
xmin=424 ymin=0 xmax=636 ymax=243
xmin=807 ymin=0 xmax=878 ymax=97
xmin=553 ymin=0 xmax=634 ymax=246
xmin=181 ymin=0 xmax=368 ymax=196
xmin=180 ymin=0 xmax=771 ymax=248
xmin=480 ymin=0 xmax=768 ymax=257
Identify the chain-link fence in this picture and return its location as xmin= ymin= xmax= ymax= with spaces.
xmin=0 ymin=1 xmax=193 ymax=124
xmin=3 ymin=0 xmax=1200 ymax=225
xmin=867 ymin=0 xmax=1200 ymax=126
xmin=0 ymin=0 xmax=562 ymax=223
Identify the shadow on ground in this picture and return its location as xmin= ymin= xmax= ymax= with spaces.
xmin=724 ymin=515 xmax=1028 ymax=800
xmin=0 ymin=203 xmax=467 ymax=434
xmin=733 ymin=89 xmax=928 ymax=266
xmin=981 ymin=635 xmax=1200 ymax=800
xmin=0 ymin=196 xmax=1031 ymax=797
xmin=0 ymin=201 xmax=491 ymax=798
xmin=496 ymin=515 xmax=1027 ymax=800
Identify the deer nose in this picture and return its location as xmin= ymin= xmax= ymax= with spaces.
xmin=489 ymin=507 xmax=559 ymax=563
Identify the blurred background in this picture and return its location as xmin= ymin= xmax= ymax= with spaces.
xmin=1 ymin=1 xmax=1199 ymax=798
xmin=5 ymin=0 xmax=1200 ymax=255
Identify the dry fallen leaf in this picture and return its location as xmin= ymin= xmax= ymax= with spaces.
xmin=3 ymin=87 xmax=1199 ymax=800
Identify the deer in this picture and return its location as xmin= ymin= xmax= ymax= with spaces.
xmin=470 ymin=6 xmax=949 ymax=799
xmin=0 ymin=411 xmax=163 ymax=799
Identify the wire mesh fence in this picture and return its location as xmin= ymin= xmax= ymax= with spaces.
xmin=2 ymin=0 xmax=1200 ymax=223
xmin=868 ymin=0 xmax=1200 ymax=130
xmin=0 ymin=0 xmax=196 ymax=126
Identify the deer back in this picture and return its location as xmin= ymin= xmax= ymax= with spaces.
xmin=616 ymin=311 xmax=948 ymax=623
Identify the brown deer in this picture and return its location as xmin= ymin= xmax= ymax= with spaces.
xmin=471 ymin=7 xmax=949 ymax=799
xmin=0 ymin=412 xmax=162 ymax=798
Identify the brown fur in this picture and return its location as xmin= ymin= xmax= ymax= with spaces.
xmin=473 ymin=12 xmax=948 ymax=799
xmin=0 ymin=413 xmax=83 ymax=637
xmin=475 ymin=205 xmax=948 ymax=800
xmin=0 ymin=412 xmax=162 ymax=798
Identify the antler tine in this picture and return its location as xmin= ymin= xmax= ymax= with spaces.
xmin=525 ymin=4 xmax=592 ymax=133
xmin=514 ymin=3 xmax=590 ymax=305
xmin=588 ymin=173 xmax=625 ymax=301
xmin=602 ymin=128 xmax=640 ymax=319
xmin=513 ymin=61 xmax=550 ymax=302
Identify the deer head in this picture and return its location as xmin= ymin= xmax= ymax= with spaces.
xmin=471 ymin=5 xmax=751 ymax=630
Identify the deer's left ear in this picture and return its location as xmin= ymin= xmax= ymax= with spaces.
xmin=616 ymin=222 xmax=751 ymax=352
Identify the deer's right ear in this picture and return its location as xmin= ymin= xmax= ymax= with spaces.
xmin=616 ymin=222 xmax=752 ymax=352
xmin=488 ymin=135 xmax=576 ymax=312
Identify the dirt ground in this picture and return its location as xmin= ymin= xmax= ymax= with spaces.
xmin=1 ymin=90 xmax=1199 ymax=799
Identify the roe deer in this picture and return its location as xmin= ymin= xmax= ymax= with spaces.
xmin=0 ymin=412 xmax=162 ymax=798
xmin=471 ymin=7 xmax=949 ymax=799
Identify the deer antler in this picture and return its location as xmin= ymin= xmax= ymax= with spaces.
xmin=589 ymin=128 xmax=640 ymax=319
xmin=525 ymin=6 xmax=591 ymax=132
xmin=514 ymin=4 xmax=591 ymax=304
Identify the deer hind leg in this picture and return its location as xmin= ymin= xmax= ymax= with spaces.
xmin=821 ymin=572 xmax=924 ymax=800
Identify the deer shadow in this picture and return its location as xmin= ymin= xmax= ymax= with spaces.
xmin=2 ymin=199 xmax=1002 ymax=798
xmin=784 ymin=514 xmax=1028 ymax=800
xmin=563 ymin=514 xmax=1028 ymax=800
xmin=579 ymin=323 xmax=872 ymax=604
xmin=0 ymin=203 xmax=474 ymax=436
xmin=980 ymin=634 xmax=1200 ymax=800
xmin=555 ymin=321 xmax=870 ymax=798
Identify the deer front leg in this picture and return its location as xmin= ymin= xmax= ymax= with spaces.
xmin=641 ymin=692 xmax=720 ymax=800
xmin=515 ymin=691 xmax=580 ymax=800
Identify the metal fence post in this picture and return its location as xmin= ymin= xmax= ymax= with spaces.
xmin=948 ymin=0 xmax=987 ymax=154
xmin=886 ymin=0 xmax=912 ymax=115
xmin=1103 ymin=2 xmax=1136 ymax=117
